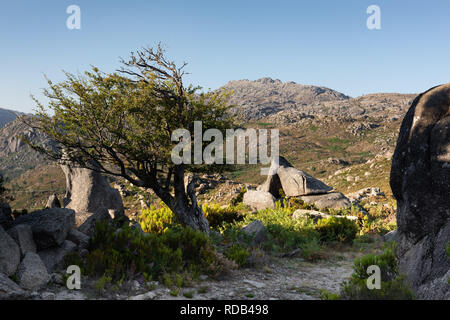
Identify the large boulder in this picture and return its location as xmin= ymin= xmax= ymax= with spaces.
xmin=0 ymin=273 xmax=29 ymax=300
xmin=243 ymin=190 xmax=276 ymax=211
xmin=241 ymin=220 xmax=267 ymax=245
xmin=7 ymin=224 xmax=37 ymax=258
xmin=300 ymin=192 xmax=352 ymax=210
xmin=38 ymin=240 xmax=77 ymax=273
xmin=0 ymin=202 xmax=13 ymax=229
xmin=11 ymin=208 xmax=75 ymax=250
xmin=61 ymin=163 xmax=125 ymax=220
xmin=77 ymin=209 xmax=113 ymax=237
xmin=0 ymin=225 xmax=20 ymax=276
xmin=258 ymin=156 xmax=332 ymax=197
xmin=390 ymin=83 xmax=450 ymax=299
xmin=17 ymin=252 xmax=50 ymax=291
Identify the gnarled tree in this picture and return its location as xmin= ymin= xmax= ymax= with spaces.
xmin=25 ymin=44 xmax=235 ymax=232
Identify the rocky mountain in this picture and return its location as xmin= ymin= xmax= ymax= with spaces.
xmin=0 ymin=108 xmax=21 ymax=128
xmin=218 ymin=78 xmax=416 ymax=123
xmin=0 ymin=116 xmax=54 ymax=179
xmin=219 ymin=78 xmax=350 ymax=121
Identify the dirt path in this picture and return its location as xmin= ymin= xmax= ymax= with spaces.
xmin=39 ymin=249 xmax=359 ymax=300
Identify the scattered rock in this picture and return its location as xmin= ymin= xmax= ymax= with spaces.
xmin=128 ymin=291 xmax=157 ymax=300
xmin=300 ymin=192 xmax=351 ymax=210
xmin=54 ymin=290 xmax=86 ymax=300
xmin=0 ymin=225 xmax=20 ymax=276
xmin=11 ymin=208 xmax=75 ymax=250
xmin=38 ymin=240 xmax=77 ymax=273
xmin=0 ymin=273 xmax=29 ymax=300
xmin=243 ymin=279 xmax=265 ymax=288
xmin=390 ymin=83 xmax=450 ymax=299
xmin=7 ymin=224 xmax=37 ymax=257
xmin=292 ymin=209 xmax=358 ymax=223
xmin=17 ymin=252 xmax=50 ymax=291
xmin=241 ymin=220 xmax=266 ymax=245
xmin=40 ymin=292 xmax=56 ymax=300
xmin=243 ymin=190 xmax=275 ymax=211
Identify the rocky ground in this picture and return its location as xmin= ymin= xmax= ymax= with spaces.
xmin=25 ymin=248 xmax=362 ymax=301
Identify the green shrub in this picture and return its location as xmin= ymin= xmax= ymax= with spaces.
xmin=203 ymin=204 xmax=244 ymax=229
xmin=139 ymin=203 xmax=177 ymax=234
xmin=352 ymin=245 xmax=398 ymax=282
xmin=224 ymin=244 xmax=250 ymax=267
xmin=72 ymin=222 xmax=235 ymax=282
xmin=223 ymin=207 xmax=322 ymax=259
xmin=315 ymin=217 xmax=358 ymax=243
xmin=339 ymin=244 xmax=414 ymax=300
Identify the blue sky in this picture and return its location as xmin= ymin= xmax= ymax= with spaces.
xmin=0 ymin=0 xmax=449 ymax=113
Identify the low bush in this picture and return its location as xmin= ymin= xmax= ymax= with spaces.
xmin=315 ymin=217 xmax=358 ymax=243
xmin=203 ymin=204 xmax=244 ymax=229
xmin=139 ymin=204 xmax=177 ymax=234
xmin=224 ymin=243 xmax=250 ymax=267
xmin=67 ymin=222 xmax=236 ymax=283
xmin=338 ymin=244 xmax=414 ymax=300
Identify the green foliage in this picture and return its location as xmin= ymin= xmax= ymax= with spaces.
xmin=352 ymin=245 xmax=398 ymax=282
xmin=203 ymin=204 xmax=244 ymax=229
xmin=94 ymin=274 xmax=113 ymax=295
xmin=339 ymin=244 xmax=414 ymax=300
xmin=224 ymin=244 xmax=250 ymax=267
xmin=139 ymin=203 xmax=177 ymax=234
xmin=315 ymin=217 xmax=358 ymax=243
xmin=320 ymin=290 xmax=340 ymax=300
xmin=446 ymin=242 xmax=450 ymax=258
xmin=222 ymin=207 xmax=322 ymax=260
xmin=71 ymin=221 xmax=235 ymax=282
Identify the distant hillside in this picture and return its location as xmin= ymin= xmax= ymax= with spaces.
xmin=219 ymin=78 xmax=350 ymax=121
xmin=0 ymin=116 xmax=55 ymax=179
xmin=0 ymin=107 xmax=21 ymax=128
xmin=218 ymin=78 xmax=416 ymax=123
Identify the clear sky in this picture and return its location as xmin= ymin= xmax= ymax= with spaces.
xmin=0 ymin=0 xmax=449 ymax=113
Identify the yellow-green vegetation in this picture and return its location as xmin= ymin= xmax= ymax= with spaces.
xmin=139 ymin=204 xmax=176 ymax=234
xmin=315 ymin=217 xmax=358 ymax=244
xmin=330 ymin=243 xmax=414 ymax=300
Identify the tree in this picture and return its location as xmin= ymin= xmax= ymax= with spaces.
xmin=25 ymin=44 xmax=235 ymax=232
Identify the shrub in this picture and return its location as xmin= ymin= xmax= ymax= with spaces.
xmin=72 ymin=221 xmax=235 ymax=282
xmin=223 ymin=207 xmax=322 ymax=259
xmin=224 ymin=244 xmax=250 ymax=267
xmin=203 ymin=204 xmax=244 ymax=229
xmin=315 ymin=217 xmax=358 ymax=243
xmin=139 ymin=203 xmax=177 ymax=234
xmin=339 ymin=244 xmax=414 ymax=300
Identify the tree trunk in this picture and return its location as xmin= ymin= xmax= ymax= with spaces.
xmin=172 ymin=165 xmax=210 ymax=233
xmin=149 ymin=165 xmax=209 ymax=233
